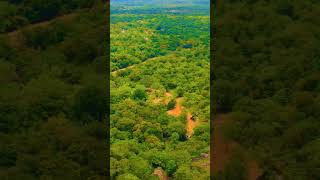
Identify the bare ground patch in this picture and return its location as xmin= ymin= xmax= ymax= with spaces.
xmin=153 ymin=167 xmax=168 ymax=180
xmin=212 ymin=115 xmax=262 ymax=179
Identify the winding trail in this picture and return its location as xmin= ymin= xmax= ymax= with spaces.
xmin=5 ymin=13 xmax=78 ymax=37
xmin=111 ymin=56 xmax=161 ymax=76
xmin=186 ymin=112 xmax=196 ymax=138
xmin=166 ymin=95 xmax=197 ymax=137
xmin=3 ymin=13 xmax=78 ymax=49
xmin=167 ymin=97 xmax=183 ymax=117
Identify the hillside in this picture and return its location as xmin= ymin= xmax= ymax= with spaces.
xmin=110 ymin=2 xmax=210 ymax=179
xmin=213 ymin=0 xmax=320 ymax=179
xmin=0 ymin=1 xmax=108 ymax=179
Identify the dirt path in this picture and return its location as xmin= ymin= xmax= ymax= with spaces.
xmin=151 ymin=92 xmax=204 ymax=177
xmin=153 ymin=167 xmax=168 ymax=180
xmin=3 ymin=13 xmax=79 ymax=49
xmin=212 ymin=115 xmax=262 ymax=179
xmin=164 ymin=92 xmax=173 ymax=104
xmin=6 ymin=13 xmax=78 ymax=37
xmin=167 ymin=97 xmax=183 ymax=116
xmin=166 ymin=95 xmax=198 ymax=137
xmin=186 ymin=112 xmax=196 ymax=137
xmin=212 ymin=115 xmax=236 ymax=173
xmin=111 ymin=56 xmax=160 ymax=76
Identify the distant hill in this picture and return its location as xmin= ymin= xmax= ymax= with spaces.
xmin=111 ymin=0 xmax=210 ymax=15
xmin=111 ymin=0 xmax=209 ymax=6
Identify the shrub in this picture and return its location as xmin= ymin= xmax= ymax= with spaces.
xmin=167 ymin=99 xmax=176 ymax=110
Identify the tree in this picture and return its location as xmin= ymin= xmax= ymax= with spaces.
xmin=128 ymin=157 xmax=152 ymax=179
xmin=21 ymin=75 xmax=71 ymax=125
xmin=61 ymin=38 xmax=98 ymax=64
xmin=167 ymin=99 xmax=176 ymax=110
xmin=0 ymin=38 xmax=13 ymax=60
xmin=132 ymin=86 xmax=147 ymax=101
xmin=222 ymin=158 xmax=247 ymax=180
xmin=22 ymin=24 xmax=65 ymax=50
xmin=73 ymin=85 xmax=106 ymax=122
xmin=173 ymin=165 xmax=193 ymax=180
xmin=117 ymin=173 xmax=140 ymax=180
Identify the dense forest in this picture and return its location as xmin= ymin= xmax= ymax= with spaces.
xmin=213 ymin=0 xmax=320 ymax=179
xmin=0 ymin=0 xmax=104 ymax=33
xmin=110 ymin=1 xmax=210 ymax=179
xmin=2 ymin=0 xmax=318 ymax=179
xmin=0 ymin=1 xmax=108 ymax=179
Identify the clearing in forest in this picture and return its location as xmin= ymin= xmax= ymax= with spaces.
xmin=167 ymin=97 xmax=183 ymax=117
xmin=165 ymin=93 xmax=198 ymax=137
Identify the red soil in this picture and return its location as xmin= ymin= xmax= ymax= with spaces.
xmin=186 ymin=112 xmax=196 ymax=137
xmin=166 ymin=95 xmax=197 ymax=138
xmin=153 ymin=167 xmax=168 ymax=180
xmin=212 ymin=115 xmax=237 ymax=173
xmin=167 ymin=97 xmax=183 ymax=116
xmin=164 ymin=92 xmax=173 ymax=104
xmin=213 ymin=115 xmax=262 ymax=179
xmin=248 ymin=161 xmax=263 ymax=180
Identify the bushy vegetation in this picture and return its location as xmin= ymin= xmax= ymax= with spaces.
xmin=213 ymin=0 xmax=320 ymax=179
xmin=0 ymin=2 xmax=108 ymax=179
xmin=110 ymin=1 xmax=210 ymax=179
xmin=0 ymin=0 xmax=103 ymax=33
xmin=111 ymin=0 xmax=209 ymax=15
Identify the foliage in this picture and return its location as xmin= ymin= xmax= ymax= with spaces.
xmin=0 ymin=1 xmax=108 ymax=179
xmin=167 ymin=99 xmax=176 ymax=110
xmin=0 ymin=0 xmax=101 ymax=32
xmin=215 ymin=0 xmax=320 ymax=178
xmin=110 ymin=2 xmax=210 ymax=179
